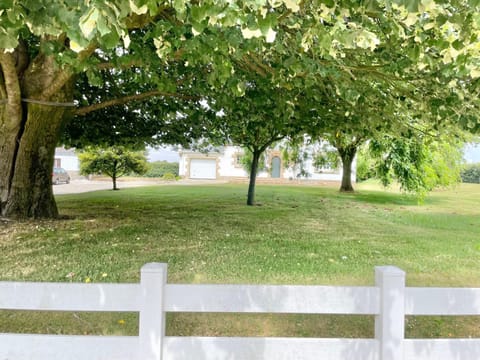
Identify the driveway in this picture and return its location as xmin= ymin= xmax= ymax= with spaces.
xmin=52 ymin=178 xmax=226 ymax=195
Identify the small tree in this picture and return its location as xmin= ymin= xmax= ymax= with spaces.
xmin=461 ymin=164 xmax=480 ymax=184
xmin=79 ymin=146 xmax=148 ymax=190
xmin=369 ymin=135 xmax=464 ymax=200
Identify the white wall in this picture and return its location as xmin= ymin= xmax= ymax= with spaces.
xmin=180 ymin=145 xmax=356 ymax=183
xmin=56 ymin=155 xmax=79 ymax=171
xmin=218 ymin=146 xmax=248 ymax=178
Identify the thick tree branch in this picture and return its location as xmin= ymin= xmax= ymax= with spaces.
xmin=41 ymin=69 xmax=74 ymax=101
xmin=96 ymin=59 xmax=144 ymax=71
xmin=0 ymin=51 xmax=22 ymax=122
xmin=13 ymin=40 xmax=29 ymax=77
xmin=74 ymin=89 xmax=198 ymax=116
xmin=41 ymin=42 xmax=97 ymax=100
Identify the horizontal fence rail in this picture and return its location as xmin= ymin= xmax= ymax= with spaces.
xmin=0 ymin=282 xmax=140 ymax=311
xmin=165 ymin=284 xmax=379 ymax=314
xmin=1 ymin=263 xmax=480 ymax=360
xmin=406 ymin=288 xmax=480 ymax=315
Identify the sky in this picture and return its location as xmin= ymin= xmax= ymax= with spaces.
xmin=147 ymin=146 xmax=180 ymax=163
xmin=464 ymin=143 xmax=480 ymax=164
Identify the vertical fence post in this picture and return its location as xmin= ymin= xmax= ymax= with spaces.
xmin=375 ymin=266 xmax=405 ymax=360
xmin=139 ymin=263 xmax=168 ymax=360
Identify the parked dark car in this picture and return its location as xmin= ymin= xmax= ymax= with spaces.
xmin=52 ymin=167 xmax=70 ymax=185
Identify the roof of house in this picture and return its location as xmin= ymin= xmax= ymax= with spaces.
xmin=55 ymin=147 xmax=76 ymax=156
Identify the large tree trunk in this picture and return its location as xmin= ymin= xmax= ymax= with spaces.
xmin=0 ymin=50 xmax=73 ymax=219
xmin=247 ymin=149 xmax=261 ymax=206
xmin=338 ymin=145 xmax=357 ymax=192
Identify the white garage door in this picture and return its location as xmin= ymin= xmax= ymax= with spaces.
xmin=189 ymin=159 xmax=217 ymax=179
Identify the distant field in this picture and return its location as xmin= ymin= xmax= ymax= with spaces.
xmin=1 ymin=182 xmax=479 ymax=338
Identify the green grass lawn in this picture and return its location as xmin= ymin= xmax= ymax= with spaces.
xmin=1 ymin=182 xmax=480 ymax=338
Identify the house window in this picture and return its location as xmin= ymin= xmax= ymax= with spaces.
xmin=54 ymin=158 xmax=61 ymax=168
xmin=233 ymin=152 xmax=244 ymax=168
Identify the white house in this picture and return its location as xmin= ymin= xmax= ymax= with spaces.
xmin=54 ymin=146 xmax=180 ymax=179
xmin=179 ymin=145 xmax=355 ymax=182
xmin=54 ymin=147 xmax=80 ymax=177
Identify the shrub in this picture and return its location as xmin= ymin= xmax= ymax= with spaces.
xmin=144 ymin=161 xmax=179 ymax=178
xmin=461 ymin=163 xmax=480 ymax=184
xmin=162 ymin=173 xmax=177 ymax=181
xmin=355 ymin=145 xmax=376 ymax=182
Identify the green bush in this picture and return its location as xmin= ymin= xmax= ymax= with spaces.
xmin=355 ymin=145 xmax=377 ymax=182
xmin=161 ymin=172 xmax=177 ymax=181
xmin=144 ymin=161 xmax=179 ymax=178
xmin=461 ymin=163 xmax=480 ymax=184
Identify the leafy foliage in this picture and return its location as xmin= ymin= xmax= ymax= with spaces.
xmin=281 ymin=142 xmax=311 ymax=178
xmin=312 ymin=147 xmax=341 ymax=173
xmin=161 ymin=172 xmax=178 ymax=181
xmin=461 ymin=164 xmax=480 ymax=184
xmin=355 ymin=145 xmax=377 ymax=182
xmin=204 ymin=71 xmax=315 ymax=204
xmin=143 ymin=161 xmax=179 ymax=178
xmin=239 ymin=149 xmax=267 ymax=175
xmin=369 ymin=136 xmax=464 ymax=200
xmin=79 ymin=146 xmax=148 ymax=190
xmin=281 ymin=140 xmax=340 ymax=178
xmin=63 ymin=45 xmax=214 ymax=149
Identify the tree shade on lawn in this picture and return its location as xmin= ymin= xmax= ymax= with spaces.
xmin=0 ymin=0 xmax=479 ymax=218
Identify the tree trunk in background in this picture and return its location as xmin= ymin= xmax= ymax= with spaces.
xmin=112 ymin=165 xmax=118 ymax=190
xmin=247 ymin=149 xmax=261 ymax=206
xmin=0 ymin=51 xmax=73 ymax=218
xmin=338 ymin=145 xmax=357 ymax=192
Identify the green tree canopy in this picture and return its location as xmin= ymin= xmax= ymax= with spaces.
xmin=79 ymin=146 xmax=148 ymax=190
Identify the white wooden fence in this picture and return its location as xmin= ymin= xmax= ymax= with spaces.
xmin=1 ymin=263 xmax=480 ymax=360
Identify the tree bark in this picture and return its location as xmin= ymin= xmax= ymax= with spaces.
xmin=338 ymin=145 xmax=357 ymax=192
xmin=112 ymin=163 xmax=119 ymax=190
xmin=112 ymin=174 xmax=118 ymax=190
xmin=247 ymin=149 xmax=261 ymax=206
xmin=0 ymin=50 xmax=73 ymax=219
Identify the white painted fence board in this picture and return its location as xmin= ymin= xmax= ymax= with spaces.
xmin=406 ymin=288 xmax=480 ymax=315
xmin=404 ymin=339 xmax=480 ymax=360
xmin=165 ymin=284 xmax=379 ymax=314
xmin=3 ymin=264 xmax=480 ymax=360
xmin=0 ymin=282 xmax=140 ymax=311
xmin=139 ymin=262 xmax=167 ymax=360
xmin=163 ymin=337 xmax=379 ymax=360
xmin=0 ymin=334 xmax=138 ymax=360
xmin=375 ymin=266 xmax=405 ymax=360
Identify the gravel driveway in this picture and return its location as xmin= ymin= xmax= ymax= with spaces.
xmin=52 ymin=179 xmax=224 ymax=195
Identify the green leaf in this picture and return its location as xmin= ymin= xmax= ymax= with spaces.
xmin=22 ymin=0 xmax=44 ymax=11
xmin=100 ymin=30 xmax=120 ymax=49
xmin=130 ymin=0 xmax=149 ymax=15
xmin=190 ymin=5 xmax=208 ymax=23
xmin=0 ymin=32 xmax=18 ymax=49
xmin=79 ymin=7 xmax=99 ymax=39
xmin=406 ymin=0 xmax=420 ymax=12
xmin=86 ymin=69 xmax=103 ymax=87
xmin=96 ymin=13 xmax=111 ymax=36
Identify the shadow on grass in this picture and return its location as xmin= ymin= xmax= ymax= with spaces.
xmin=346 ymin=190 xmax=446 ymax=209
xmin=333 ymin=190 xmax=418 ymax=207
